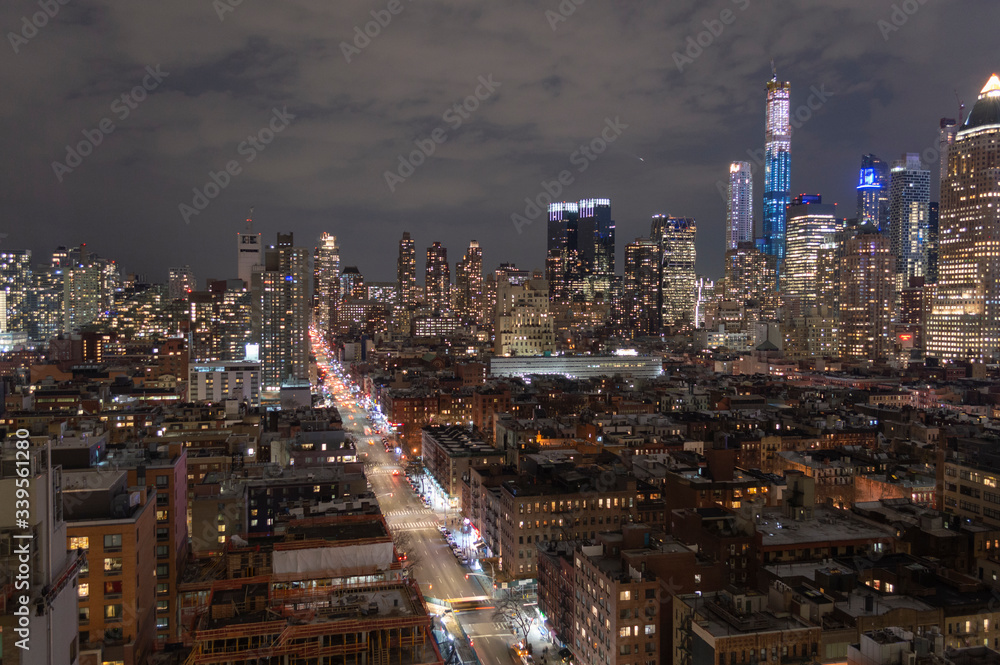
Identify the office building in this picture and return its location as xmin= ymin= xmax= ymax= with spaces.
xmin=928 ymin=74 xmax=1000 ymax=362
xmin=546 ymin=202 xmax=580 ymax=304
xmin=167 ymin=265 xmax=195 ymax=300
xmin=856 ymin=153 xmax=890 ymax=232
xmin=28 ymin=264 xmax=65 ymax=342
xmin=761 ymin=72 xmax=791 ymax=283
xmin=839 ymin=226 xmax=895 ymax=360
xmin=494 ymin=279 xmax=554 ymax=357
xmin=397 ymin=231 xmax=417 ymax=307
xmin=340 ymin=266 xmax=365 ymax=301
xmin=313 ymin=232 xmax=341 ymax=335
xmin=724 ymin=242 xmax=777 ymax=323
xmin=63 ymin=246 xmax=119 ymax=333
xmin=188 ymin=361 xmax=261 ymax=406
xmin=726 ymin=162 xmax=753 ymax=250
xmin=783 ymin=195 xmax=841 ymax=314
xmin=652 ymin=215 xmax=697 ymax=330
xmin=455 ymin=240 xmax=484 ymax=325
xmin=938 ymin=116 xmax=960 ymax=197
xmin=623 ymin=238 xmax=661 ymax=336
xmin=889 ymin=153 xmax=931 ymax=292
xmin=237 ymin=210 xmax=262 ymax=287
xmin=577 ymin=198 xmax=615 ymax=287
xmin=424 ymin=241 xmax=450 ymax=311
xmin=251 ymin=233 xmax=310 ymax=391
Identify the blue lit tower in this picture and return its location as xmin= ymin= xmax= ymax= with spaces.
xmin=760 ymin=69 xmax=791 ymax=285
xmin=856 ymin=154 xmax=889 ymax=232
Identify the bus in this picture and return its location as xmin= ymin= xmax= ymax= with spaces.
xmin=448 ymin=596 xmax=493 ymax=612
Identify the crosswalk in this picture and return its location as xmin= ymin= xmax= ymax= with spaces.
xmin=366 ymin=468 xmax=401 ymax=477
xmin=383 ymin=510 xmax=439 ymax=530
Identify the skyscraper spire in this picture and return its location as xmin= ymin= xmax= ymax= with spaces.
xmin=246 ymin=206 xmax=254 ymax=232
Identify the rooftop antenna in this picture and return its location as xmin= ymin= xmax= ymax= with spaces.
xmin=770 ymin=59 xmax=777 ymax=81
xmin=954 ymin=90 xmax=965 ymax=123
xmin=246 ymin=206 xmax=254 ymax=233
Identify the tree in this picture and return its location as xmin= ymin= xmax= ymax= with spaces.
xmin=392 ymin=530 xmax=421 ymax=571
xmin=492 ymin=597 xmax=534 ymax=640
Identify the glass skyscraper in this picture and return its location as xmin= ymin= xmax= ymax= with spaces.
xmin=760 ymin=73 xmax=791 ymax=285
xmin=726 ymin=162 xmax=753 ymax=251
xmin=856 ymin=153 xmax=889 ymax=232
xmin=888 ymin=153 xmax=931 ymax=293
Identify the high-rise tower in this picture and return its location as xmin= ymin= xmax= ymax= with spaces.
xmin=726 ymin=162 xmax=753 ymax=250
xmin=888 ymin=153 xmax=931 ymax=292
xmin=928 ymin=74 xmax=1000 ymax=362
xmin=455 ymin=240 xmax=484 ymax=325
xmin=761 ymin=69 xmax=791 ymax=285
xmin=314 ymin=232 xmax=341 ymax=335
xmin=783 ymin=195 xmax=842 ymax=314
xmin=237 ymin=208 xmax=262 ymax=287
xmin=652 ymin=215 xmax=697 ymax=330
xmin=424 ymin=242 xmax=450 ymax=311
xmin=252 ymin=232 xmax=310 ymax=390
xmin=856 ymin=154 xmax=890 ymax=232
xmin=397 ymin=232 xmax=417 ymax=307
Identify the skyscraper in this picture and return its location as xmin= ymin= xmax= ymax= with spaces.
xmin=761 ymin=71 xmax=791 ymax=284
xmin=168 ymin=265 xmax=195 ymax=299
xmin=424 ymin=242 xmax=450 ymax=311
xmin=928 ymin=74 xmax=1000 ymax=362
xmin=237 ymin=209 xmax=262 ymax=287
xmin=546 ymin=202 xmax=580 ymax=304
xmin=494 ymin=279 xmax=554 ymax=356
xmin=839 ymin=226 xmax=895 ymax=360
xmin=652 ymin=215 xmax=697 ymax=330
xmin=577 ymin=198 xmax=615 ymax=277
xmin=623 ymin=238 xmax=661 ymax=337
xmin=252 ymin=233 xmax=310 ymax=390
xmin=856 ymin=154 xmax=890 ymax=232
xmin=783 ymin=195 xmax=842 ymax=314
xmin=455 ymin=240 xmax=483 ymax=325
xmin=726 ymin=162 xmax=753 ymax=250
xmin=0 ymin=249 xmax=31 ymax=333
xmin=888 ymin=153 xmax=931 ymax=292
xmin=724 ymin=242 xmax=777 ymax=323
xmin=938 ymin=116 xmax=959 ymax=198
xmin=314 ymin=232 xmax=341 ymax=335
xmin=397 ymin=232 xmax=417 ymax=307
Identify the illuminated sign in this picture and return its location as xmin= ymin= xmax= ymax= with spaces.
xmin=858 ymin=168 xmax=880 ymax=189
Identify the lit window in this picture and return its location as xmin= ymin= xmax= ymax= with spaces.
xmin=69 ymin=536 xmax=89 ymax=550
xmin=78 ymin=583 xmax=89 ymax=599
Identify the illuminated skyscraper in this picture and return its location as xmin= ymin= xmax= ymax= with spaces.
xmin=724 ymin=241 xmax=777 ymax=323
xmin=62 ymin=245 xmax=119 ymax=333
xmin=761 ymin=71 xmax=791 ymax=284
xmin=623 ymin=238 xmax=661 ymax=337
xmin=856 ymin=154 xmax=889 ymax=231
xmin=546 ymin=202 xmax=580 ymax=304
xmin=0 ymin=249 xmax=31 ymax=333
xmin=888 ymin=153 xmax=931 ymax=293
xmin=651 ymin=215 xmax=697 ymax=330
xmin=455 ymin=240 xmax=484 ymax=325
xmin=938 ymin=117 xmax=959 ymax=198
xmin=839 ymin=227 xmax=895 ymax=360
xmin=314 ymin=232 xmax=341 ymax=335
xmin=424 ymin=242 xmax=450 ymax=311
xmin=396 ymin=232 xmax=417 ymax=307
xmin=252 ymin=233 xmax=310 ymax=390
xmin=237 ymin=209 xmax=262 ymax=287
xmin=341 ymin=266 xmax=365 ymax=301
xmin=577 ymin=198 xmax=615 ymax=278
xmin=726 ymin=162 xmax=753 ymax=250
xmin=168 ymin=265 xmax=195 ymax=299
xmin=928 ymin=74 xmax=1000 ymax=362
xmin=783 ymin=195 xmax=842 ymax=314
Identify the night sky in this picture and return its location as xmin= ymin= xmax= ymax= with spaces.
xmin=2 ymin=0 xmax=998 ymax=285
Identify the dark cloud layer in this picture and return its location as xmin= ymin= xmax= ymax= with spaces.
xmin=1 ymin=0 xmax=997 ymax=283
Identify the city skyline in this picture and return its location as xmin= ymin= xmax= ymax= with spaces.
xmin=2 ymin=3 xmax=998 ymax=284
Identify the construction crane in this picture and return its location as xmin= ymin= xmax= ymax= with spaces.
xmin=955 ymin=90 xmax=966 ymax=122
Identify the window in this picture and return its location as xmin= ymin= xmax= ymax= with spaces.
xmin=105 ymin=604 xmax=124 ymax=620
xmin=156 ymin=564 xmax=169 ymax=578
xmin=79 ymin=606 xmax=90 ymax=622
xmin=156 ymin=528 xmax=169 ymax=541
xmin=103 ymin=534 xmax=122 ymax=550
xmin=104 ymin=557 xmax=123 ymax=574
xmin=68 ymin=536 xmax=89 ymax=550
xmin=157 ymin=600 xmax=169 ymax=612
xmin=620 ymin=590 xmax=631 ymax=601
xmin=78 ymin=583 xmax=89 ymax=599
xmin=156 ymin=616 xmax=170 ymax=630
xmin=156 ymin=510 xmax=169 ymax=522
xmin=156 ymin=475 xmax=168 ymax=488
xmin=619 ymin=627 xmax=631 ymax=637
xmin=156 ymin=545 xmax=169 ymax=558
xmin=645 ymin=625 xmax=655 ymax=635
xmin=156 ymin=583 xmax=169 ymax=595
xmin=104 ymin=581 xmax=123 ymax=595
xmin=645 ymin=589 xmax=656 ymax=599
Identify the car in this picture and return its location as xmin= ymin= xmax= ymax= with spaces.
xmin=392 ymin=470 xmax=400 ymax=476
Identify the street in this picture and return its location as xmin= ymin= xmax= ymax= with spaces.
xmin=312 ymin=339 xmax=518 ymax=665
